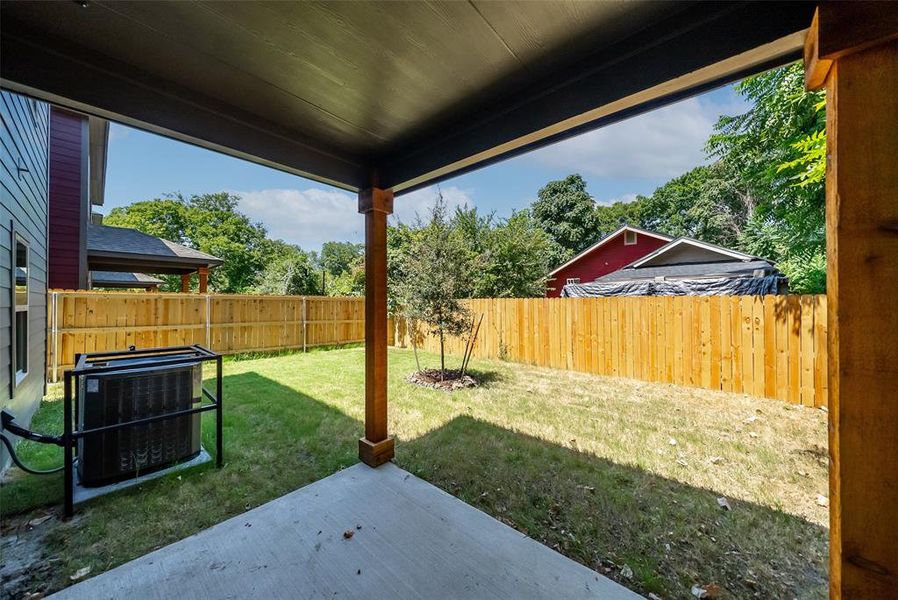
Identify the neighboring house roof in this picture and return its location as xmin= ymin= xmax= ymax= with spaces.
xmin=627 ymin=236 xmax=760 ymax=269
xmin=90 ymin=271 xmax=164 ymax=289
xmin=592 ymin=236 xmax=778 ymax=284
xmin=566 ymin=237 xmax=782 ymax=297
xmin=87 ymin=224 xmax=223 ymax=275
xmin=595 ymin=260 xmax=776 ymax=283
xmin=548 ymin=225 xmax=673 ymax=277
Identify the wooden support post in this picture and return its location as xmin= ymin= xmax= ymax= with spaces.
xmin=181 ymin=273 xmax=191 ymax=293
xmin=197 ymin=267 xmax=209 ymax=294
xmin=805 ymin=6 xmax=898 ymax=597
xmin=358 ymin=187 xmax=394 ymax=466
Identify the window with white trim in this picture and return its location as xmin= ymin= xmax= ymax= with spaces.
xmin=566 ymin=277 xmax=580 ymax=285
xmin=13 ymin=233 xmax=29 ymax=384
xmin=624 ymin=230 xmax=637 ymax=245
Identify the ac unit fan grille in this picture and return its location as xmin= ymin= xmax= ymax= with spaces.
xmin=77 ymin=363 xmax=201 ymax=487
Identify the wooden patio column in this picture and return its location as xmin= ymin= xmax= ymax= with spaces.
xmin=358 ymin=187 xmax=395 ymax=466
xmin=181 ymin=273 xmax=191 ymax=293
xmin=197 ymin=267 xmax=209 ymax=294
xmin=805 ymin=5 xmax=898 ymax=597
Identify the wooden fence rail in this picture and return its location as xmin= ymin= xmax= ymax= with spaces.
xmin=392 ymin=296 xmax=828 ymax=407
xmin=46 ymin=290 xmax=366 ymax=380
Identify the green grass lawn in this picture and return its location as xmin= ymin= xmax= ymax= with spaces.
xmin=1 ymin=347 xmax=828 ymax=599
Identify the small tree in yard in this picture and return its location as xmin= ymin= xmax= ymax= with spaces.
xmin=396 ymin=195 xmax=472 ymax=379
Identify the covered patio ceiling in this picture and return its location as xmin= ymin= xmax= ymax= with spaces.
xmin=0 ymin=1 xmax=813 ymax=193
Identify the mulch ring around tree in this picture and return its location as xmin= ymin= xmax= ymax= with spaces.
xmin=407 ymin=369 xmax=478 ymax=391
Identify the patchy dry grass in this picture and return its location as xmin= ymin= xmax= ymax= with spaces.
xmin=1 ymin=347 xmax=827 ymax=599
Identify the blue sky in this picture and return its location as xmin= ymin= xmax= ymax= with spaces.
xmin=104 ymin=85 xmax=746 ymax=251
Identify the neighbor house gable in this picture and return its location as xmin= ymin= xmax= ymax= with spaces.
xmin=546 ymin=226 xmax=672 ymax=297
xmin=549 ymin=226 xmax=673 ymax=276
xmin=628 ymin=237 xmax=758 ymax=269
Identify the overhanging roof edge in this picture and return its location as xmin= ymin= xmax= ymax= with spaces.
xmin=0 ymin=3 xmax=812 ymax=196
xmin=387 ymin=20 xmax=808 ymax=194
xmin=0 ymin=18 xmax=369 ymax=192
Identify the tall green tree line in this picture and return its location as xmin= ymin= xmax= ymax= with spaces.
xmin=532 ymin=63 xmax=826 ymax=293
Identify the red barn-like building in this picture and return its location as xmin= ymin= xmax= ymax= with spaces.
xmin=545 ymin=225 xmax=671 ymax=297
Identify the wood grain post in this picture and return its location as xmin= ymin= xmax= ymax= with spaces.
xmin=358 ymin=187 xmax=395 ymax=466
xmin=181 ymin=273 xmax=191 ymax=293
xmin=197 ymin=267 xmax=209 ymax=294
xmin=806 ymin=6 xmax=898 ymax=597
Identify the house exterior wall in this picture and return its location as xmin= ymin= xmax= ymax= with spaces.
xmin=48 ymin=107 xmax=89 ymax=290
xmin=1 ymin=91 xmax=50 ymax=472
xmin=546 ymin=231 xmax=669 ymax=297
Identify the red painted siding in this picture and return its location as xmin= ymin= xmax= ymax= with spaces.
xmin=546 ymin=231 xmax=669 ymax=297
xmin=48 ymin=108 xmax=85 ymax=290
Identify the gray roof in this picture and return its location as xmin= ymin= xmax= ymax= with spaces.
xmin=87 ymin=224 xmax=223 ymax=273
xmin=90 ymin=271 xmax=164 ymax=288
xmin=595 ymin=260 xmax=776 ymax=283
xmin=626 ymin=236 xmax=761 ymax=268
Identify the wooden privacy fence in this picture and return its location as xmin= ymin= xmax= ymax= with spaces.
xmin=47 ymin=291 xmax=827 ymax=407
xmin=394 ymin=296 xmax=828 ymax=407
xmin=46 ymin=290 xmax=366 ymax=381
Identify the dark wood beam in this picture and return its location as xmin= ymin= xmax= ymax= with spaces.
xmin=181 ymin=274 xmax=191 ymax=294
xmin=809 ymin=6 xmax=898 ymax=595
xmin=358 ymin=187 xmax=394 ymax=467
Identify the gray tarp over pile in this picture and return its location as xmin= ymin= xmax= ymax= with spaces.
xmin=561 ymin=275 xmax=786 ymax=298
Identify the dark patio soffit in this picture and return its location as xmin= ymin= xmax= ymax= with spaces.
xmin=87 ymin=224 xmax=222 ymax=276
xmin=0 ymin=2 xmax=814 ymax=194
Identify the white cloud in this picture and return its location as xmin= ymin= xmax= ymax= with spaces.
xmin=392 ymin=185 xmax=473 ymax=226
xmin=235 ymin=185 xmax=473 ymax=249
xmin=525 ymin=94 xmax=746 ymax=179
xmin=237 ymin=188 xmax=361 ymax=249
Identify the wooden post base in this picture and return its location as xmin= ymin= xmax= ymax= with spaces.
xmin=359 ymin=437 xmax=395 ymax=467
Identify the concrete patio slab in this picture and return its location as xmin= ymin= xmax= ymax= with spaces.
xmin=50 ymin=462 xmax=640 ymax=599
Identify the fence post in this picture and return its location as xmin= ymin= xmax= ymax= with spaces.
xmin=205 ymin=294 xmax=211 ymax=349
xmin=51 ymin=291 xmax=59 ymax=383
xmin=302 ymin=296 xmax=307 ymax=353
xmin=283 ymin=297 xmax=289 ymax=349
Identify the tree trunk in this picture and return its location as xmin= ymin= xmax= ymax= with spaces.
xmin=409 ymin=318 xmax=421 ymax=373
xmin=439 ymin=328 xmax=445 ymax=381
